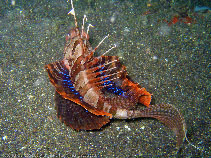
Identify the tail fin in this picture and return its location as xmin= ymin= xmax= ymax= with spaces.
xmin=135 ymin=104 xmax=186 ymax=148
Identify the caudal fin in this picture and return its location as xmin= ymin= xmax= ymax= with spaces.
xmin=136 ymin=104 xmax=186 ymax=148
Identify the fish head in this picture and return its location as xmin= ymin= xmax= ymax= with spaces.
xmin=64 ymin=27 xmax=92 ymax=67
xmin=66 ymin=27 xmax=89 ymax=41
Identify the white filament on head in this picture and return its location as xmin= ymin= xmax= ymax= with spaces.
xmin=86 ymin=24 xmax=94 ymax=38
xmin=81 ymin=15 xmax=87 ymax=37
xmin=68 ymin=0 xmax=78 ymax=27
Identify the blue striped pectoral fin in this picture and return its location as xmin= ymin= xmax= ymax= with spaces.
xmin=45 ymin=60 xmax=113 ymax=117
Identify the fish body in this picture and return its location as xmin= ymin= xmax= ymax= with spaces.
xmin=45 ymin=27 xmax=152 ymax=119
xmin=45 ymin=0 xmax=186 ymax=149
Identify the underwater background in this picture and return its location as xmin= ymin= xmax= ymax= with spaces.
xmin=0 ymin=0 xmax=210 ymax=157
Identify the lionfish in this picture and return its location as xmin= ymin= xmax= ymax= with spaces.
xmin=45 ymin=0 xmax=186 ymax=149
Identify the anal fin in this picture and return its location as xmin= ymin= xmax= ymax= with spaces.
xmin=55 ymin=91 xmax=110 ymax=130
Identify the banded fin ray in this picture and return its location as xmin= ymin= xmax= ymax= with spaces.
xmin=83 ymin=55 xmax=152 ymax=107
xmin=45 ymin=60 xmax=112 ymax=117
